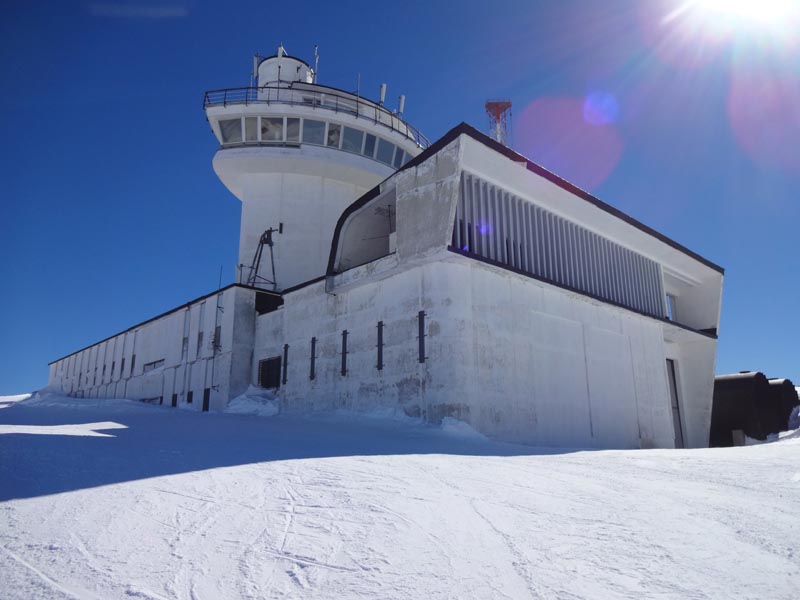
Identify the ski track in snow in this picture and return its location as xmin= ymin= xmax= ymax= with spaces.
xmin=0 ymin=392 xmax=797 ymax=599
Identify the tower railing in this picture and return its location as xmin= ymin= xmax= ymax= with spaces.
xmin=203 ymin=83 xmax=430 ymax=149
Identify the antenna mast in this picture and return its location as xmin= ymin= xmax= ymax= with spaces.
xmin=244 ymin=224 xmax=283 ymax=290
xmin=485 ymin=100 xmax=512 ymax=146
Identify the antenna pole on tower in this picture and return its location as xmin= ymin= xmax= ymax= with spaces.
xmin=313 ymin=44 xmax=319 ymax=83
xmin=485 ymin=100 xmax=513 ymax=147
xmin=252 ymin=52 xmax=260 ymax=87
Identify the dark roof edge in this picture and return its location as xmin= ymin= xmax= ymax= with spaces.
xmin=326 ymin=122 xmax=724 ymax=277
xmin=453 ymin=123 xmax=725 ymax=274
xmin=48 ymin=284 xmax=280 ymax=365
xmin=281 ymin=275 xmax=326 ymax=295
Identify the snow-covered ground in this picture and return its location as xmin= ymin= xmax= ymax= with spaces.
xmin=0 ymin=392 xmax=797 ymax=599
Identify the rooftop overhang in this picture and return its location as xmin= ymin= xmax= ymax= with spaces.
xmin=329 ymin=123 xmax=724 ymax=281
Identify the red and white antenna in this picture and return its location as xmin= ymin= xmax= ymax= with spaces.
xmin=485 ymin=100 xmax=512 ymax=146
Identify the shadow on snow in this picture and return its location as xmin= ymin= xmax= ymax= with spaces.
xmin=0 ymin=396 xmax=582 ymax=501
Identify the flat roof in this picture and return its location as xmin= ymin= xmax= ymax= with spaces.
xmin=48 ymin=284 xmax=280 ymax=365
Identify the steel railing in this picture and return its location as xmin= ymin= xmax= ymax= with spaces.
xmin=203 ymin=83 xmax=430 ymax=149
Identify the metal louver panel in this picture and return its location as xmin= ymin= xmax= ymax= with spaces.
xmin=453 ymin=172 xmax=666 ymax=318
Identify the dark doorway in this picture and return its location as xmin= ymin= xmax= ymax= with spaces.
xmin=259 ymin=357 xmax=281 ymax=389
xmin=171 ymin=393 xmax=177 ymax=408
xmin=666 ymin=359 xmax=685 ymax=448
xmin=202 ymin=388 xmax=210 ymax=412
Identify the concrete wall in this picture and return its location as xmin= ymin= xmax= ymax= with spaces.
xmin=254 ymin=259 xmax=469 ymax=419
xmin=253 ymin=252 xmax=713 ymax=449
xmin=48 ymin=286 xmax=257 ymax=411
xmin=235 ymin=164 xmax=374 ymax=289
xmin=252 ymin=133 xmax=719 ymax=449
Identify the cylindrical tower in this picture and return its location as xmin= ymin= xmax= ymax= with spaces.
xmin=203 ymin=44 xmax=428 ymax=291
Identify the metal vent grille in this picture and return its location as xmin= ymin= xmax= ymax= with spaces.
xmin=452 ymin=172 xmax=666 ymax=318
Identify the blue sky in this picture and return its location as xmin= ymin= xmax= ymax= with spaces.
xmin=1 ymin=0 xmax=798 ymax=394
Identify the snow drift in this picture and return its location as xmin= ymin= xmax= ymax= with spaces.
xmin=0 ymin=391 xmax=798 ymax=599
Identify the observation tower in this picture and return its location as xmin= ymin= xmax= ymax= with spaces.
xmin=204 ymin=44 xmax=429 ymax=291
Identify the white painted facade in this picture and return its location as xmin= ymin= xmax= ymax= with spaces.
xmin=249 ymin=132 xmax=722 ymax=449
xmin=48 ymin=286 xmax=260 ymax=411
xmin=49 ymin=48 xmax=723 ymax=449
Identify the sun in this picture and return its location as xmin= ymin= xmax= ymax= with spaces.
xmin=693 ymin=0 xmax=797 ymax=23
xmin=665 ymin=0 xmax=800 ymax=36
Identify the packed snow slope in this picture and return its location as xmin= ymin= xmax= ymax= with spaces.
xmin=0 ymin=392 xmax=797 ymax=599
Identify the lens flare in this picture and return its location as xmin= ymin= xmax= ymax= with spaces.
xmin=728 ymin=70 xmax=800 ymax=171
xmin=583 ymin=92 xmax=620 ymax=126
xmin=517 ymin=97 xmax=623 ymax=191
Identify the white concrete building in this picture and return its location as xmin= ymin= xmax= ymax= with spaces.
xmin=48 ymin=47 xmax=724 ymax=448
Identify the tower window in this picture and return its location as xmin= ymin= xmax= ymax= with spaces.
xmin=376 ymin=138 xmax=394 ymax=165
xmin=342 ymin=127 xmax=363 ymax=153
xmin=363 ymin=134 xmax=376 ymax=158
xmin=393 ymin=149 xmax=405 ymax=168
xmin=302 ymin=119 xmax=325 ymax=145
xmin=261 ymin=117 xmax=283 ymax=142
xmin=326 ymin=123 xmax=342 ymax=148
xmin=219 ymin=118 xmax=242 ymax=144
xmin=286 ymin=118 xmax=300 ymax=142
xmin=244 ymin=117 xmax=258 ymax=142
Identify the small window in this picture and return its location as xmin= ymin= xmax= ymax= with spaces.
xmin=197 ymin=331 xmax=204 ymax=355
xmin=286 ymin=118 xmax=300 ymax=142
xmin=111 ymin=361 xmax=115 ymax=377
xmin=376 ymin=138 xmax=395 ymax=165
xmin=214 ymin=325 xmax=222 ymax=349
xmin=143 ymin=359 xmax=165 ymax=373
xmin=326 ymin=123 xmax=342 ymax=148
xmin=244 ymin=117 xmax=258 ymax=142
xmin=342 ymin=127 xmax=363 ymax=153
xmin=302 ymin=119 xmax=325 ymax=145
xmin=120 ymin=358 xmax=125 ymax=377
xmin=261 ymin=117 xmax=284 ymax=142
xmin=219 ymin=118 xmax=242 ymax=144
xmin=666 ymin=294 xmax=677 ymax=321
xmin=187 ymin=390 xmax=193 ymax=404
xmin=181 ymin=336 xmax=188 ymax=360
xmin=130 ymin=354 xmax=136 ymax=376
xmin=363 ymin=134 xmax=376 ymax=158
xmin=393 ymin=149 xmax=404 ymax=168
xmin=259 ymin=356 xmax=282 ymax=389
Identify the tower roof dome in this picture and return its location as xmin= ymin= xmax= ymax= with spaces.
xmin=257 ymin=43 xmax=314 ymax=86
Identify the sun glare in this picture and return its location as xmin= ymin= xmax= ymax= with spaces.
xmin=694 ymin=0 xmax=796 ymax=24
xmin=665 ymin=0 xmax=800 ymax=38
